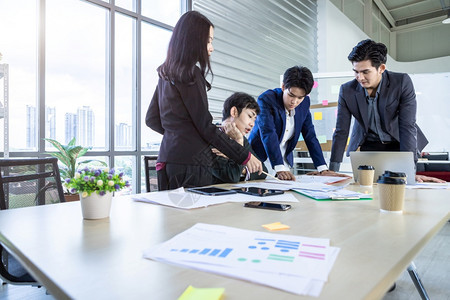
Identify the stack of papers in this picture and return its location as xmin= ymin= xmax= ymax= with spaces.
xmin=132 ymin=187 xmax=298 ymax=209
xmin=236 ymin=178 xmax=371 ymax=200
xmin=407 ymin=182 xmax=450 ymax=189
xmin=237 ymin=181 xmax=341 ymax=192
xmin=292 ymin=188 xmax=372 ymax=200
xmin=295 ymin=175 xmax=351 ymax=185
xmin=144 ymin=223 xmax=340 ymax=297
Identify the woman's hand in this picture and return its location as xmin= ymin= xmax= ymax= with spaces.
xmin=244 ymin=154 xmax=263 ymax=174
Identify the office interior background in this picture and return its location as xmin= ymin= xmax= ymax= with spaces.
xmin=0 ymin=0 xmax=449 ymax=194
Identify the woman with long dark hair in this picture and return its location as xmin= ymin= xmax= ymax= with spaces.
xmin=146 ymin=11 xmax=262 ymax=190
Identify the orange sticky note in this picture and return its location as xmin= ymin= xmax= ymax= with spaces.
xmin=262 ymin=222 xmax=290 ymax=231
xmin=178 ymin=285 xmax=224 ymax=300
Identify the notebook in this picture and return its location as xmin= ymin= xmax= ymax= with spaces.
xmin=350 ymin=151 xmax=416 ymax=185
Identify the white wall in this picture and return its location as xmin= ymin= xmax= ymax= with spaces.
xmin=317 ymin=0 xmax=450 ymax=74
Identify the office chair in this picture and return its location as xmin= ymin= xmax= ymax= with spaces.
xmin=144 ymin=155 xmax=158 ymax=192
xmin=0 ymin=157 xmax=65 ymax=286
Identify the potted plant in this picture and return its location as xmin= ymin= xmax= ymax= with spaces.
xmin=65 ymin=167 xmax=130 ymax=219
xmin=44 ymin=137 xmax=107 ymax=201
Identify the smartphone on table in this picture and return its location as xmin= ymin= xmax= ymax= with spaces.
xmin=233 ymin=187 xmax=284 ymax=197
xmin=243 ymin=202 xmax=291 ymax=211
xmin=187 ymin=186 xmax=236 ymax=196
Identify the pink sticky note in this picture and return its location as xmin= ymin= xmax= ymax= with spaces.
xmin=322 ymin=100 xmax=328 ymax=106
xmin=313 ymin=81 xmax=318 ymax=88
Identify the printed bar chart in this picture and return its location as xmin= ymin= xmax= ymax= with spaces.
xmin=170 ymin=247 xmax=233 ymax=258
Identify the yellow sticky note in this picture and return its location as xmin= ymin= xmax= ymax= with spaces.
xmin=178 ymin=285 xmax=224 ymax=300
xmin=262 ymin=222 xmax=290 ymax=231
xmin=314 ymin=112 xmax=323 ymax=120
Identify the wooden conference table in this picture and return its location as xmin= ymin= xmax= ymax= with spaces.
xmin=1 ymin=182 xmax=450 ymax=300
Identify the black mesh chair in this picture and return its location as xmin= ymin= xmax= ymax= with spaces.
xmin=144 ymin=156 xmax=158 ymax=192
xmin=0 ymin=157 xmax=65 ymax=286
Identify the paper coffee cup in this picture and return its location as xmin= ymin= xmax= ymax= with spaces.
xmin=377 ymin=176 xmax=406 ymax=213
xmin=382 ymin=170 xmax=407 ymax=183
xmin=358 ymin=165 xmax=375 ymax=186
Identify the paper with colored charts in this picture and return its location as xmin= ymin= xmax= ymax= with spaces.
xmin=143 ymin=223 xmax=340 ymax=296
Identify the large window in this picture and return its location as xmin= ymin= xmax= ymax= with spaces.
xmin=0 ymin=0 xmax=183 ymax=193
xmin=140 ymin=22 xmax=171 ymax=151
xmin=46 ymin=0 xmax=108 ymax=150
xmin=115 ymin=12 xmax=136 ymax=151
xmin=142 ymin=0 xmax=181 ymax=26
xmin=0 ymin=0 xmax=38 ymax=152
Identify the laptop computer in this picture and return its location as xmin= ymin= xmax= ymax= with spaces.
xmin=350 ymin=151 xmax=416 ymax=185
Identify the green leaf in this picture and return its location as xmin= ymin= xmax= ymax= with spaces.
xmin=78 ymin=159 xmax=107 ymax=167
xmin=43 ymin=137 xmax=92 ymax=179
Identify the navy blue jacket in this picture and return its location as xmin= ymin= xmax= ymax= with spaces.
xmin=248 ymin=88 xmax=326 ymax=169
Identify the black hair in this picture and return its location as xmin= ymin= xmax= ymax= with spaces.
xmin=158 ymin=11 xmax=214 ymax=90
xmin=222 ymin=92 xmax=260 ymax=121
xmin=282 ymin=66 xmax=314 ymax=95
xmin=348 ymin=39 xmax=388 ymax=69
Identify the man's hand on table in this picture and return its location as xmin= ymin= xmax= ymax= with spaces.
xmin=415 ymin=174 xmax=446 ymax=183
xmin=276 ymin=171 xmax=296 ymax=181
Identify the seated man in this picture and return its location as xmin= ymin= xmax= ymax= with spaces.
xmin=212 ymin=92 xmax=267 ymax=183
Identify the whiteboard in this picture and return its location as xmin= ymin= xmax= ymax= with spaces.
xmin=410 ymin=72 xmax=450 ymax=153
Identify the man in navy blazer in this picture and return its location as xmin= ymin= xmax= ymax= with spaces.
xmin=249 ymin=66 xmax=345 ymax=181
xmin=329 ymin=40 xmax=435 ymax=183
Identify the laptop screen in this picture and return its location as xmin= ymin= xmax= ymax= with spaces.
xmin=350 ymin=151 xmax=416 ymax=185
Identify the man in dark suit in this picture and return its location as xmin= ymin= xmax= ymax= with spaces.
xmin=211 ymin=92 xmax=268 ymax=183
xmin=329 ymin=39 xmax=443 ymax=183
xmin=249 ymin=66 xmax=346 ymax=181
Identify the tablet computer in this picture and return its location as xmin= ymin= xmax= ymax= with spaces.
xmin=187 ymin=186 xmax=237 ymax=196
xmin=233 ymin=187 xmax=284 ymax=197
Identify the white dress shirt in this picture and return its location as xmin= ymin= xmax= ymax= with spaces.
xmin=264 ymin=108 xmax=328 ymax=175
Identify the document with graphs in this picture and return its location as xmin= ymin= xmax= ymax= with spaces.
xmin=143 ymin=223 xmax=340 ymax=297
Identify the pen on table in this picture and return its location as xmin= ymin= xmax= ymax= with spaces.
xmin=261 ymin=171 xmax=283 ymax=182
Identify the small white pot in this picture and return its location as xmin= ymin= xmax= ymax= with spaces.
xmin=80 ymin=191 xmax=113 ymax=219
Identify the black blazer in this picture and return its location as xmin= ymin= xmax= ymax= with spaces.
xmin=146 ymin=67 xmax=249 ymax=167
xmin=330 ymin=70 xmax=428 ymax=166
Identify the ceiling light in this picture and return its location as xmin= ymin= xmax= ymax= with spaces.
xmin=443 ymin=10 xmax=450 ymax=24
